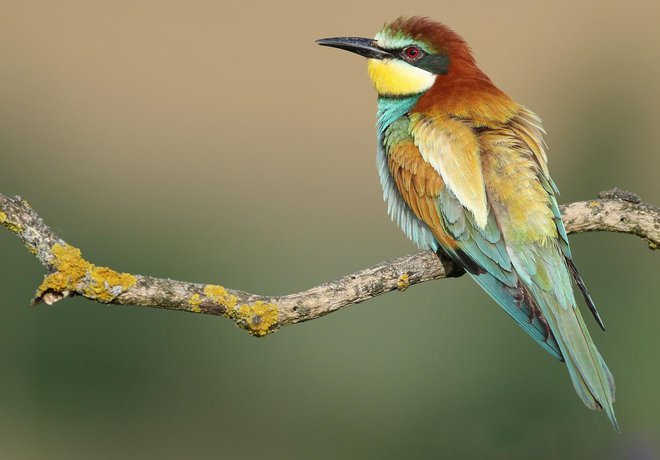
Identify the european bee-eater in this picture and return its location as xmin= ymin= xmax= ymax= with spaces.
xmin=318 ymin=17 xmax=617 ymax=429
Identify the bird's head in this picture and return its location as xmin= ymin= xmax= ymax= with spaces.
xmin=318 ymin=17 xmax=514 ymax=122
xmin=317 ymin=17 xmax=477 ymax=98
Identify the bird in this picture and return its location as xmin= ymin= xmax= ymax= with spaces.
xmin=317 ymin=16 xmax=617 ymax=430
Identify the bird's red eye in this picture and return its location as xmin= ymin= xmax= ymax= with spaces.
xmin=404 ymin=46 xmax=421 ymax=59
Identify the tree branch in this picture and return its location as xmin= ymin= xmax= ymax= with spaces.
xmin=1 ymin=188 xmax=658 ymax=336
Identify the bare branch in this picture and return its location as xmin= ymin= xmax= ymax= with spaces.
xmin=1 ymin=188 xmax=658 ymax=336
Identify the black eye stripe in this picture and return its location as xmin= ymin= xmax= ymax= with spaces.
xmin=385 ymin=47 xmax=450 ymax=75
xmin=416 ymin=54 xmax=450 ymax=75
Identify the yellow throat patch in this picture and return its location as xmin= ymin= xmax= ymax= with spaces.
xmin=367 ymin=58 xmax=436 ymax=96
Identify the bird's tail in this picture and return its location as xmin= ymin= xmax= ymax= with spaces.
xmin=439 ymin=235 xmax=617 ymax=429
xmin=529 ymin=285 xmax=618 ymax=431
xmin=466 ymin=260 xmax=618 ymax=430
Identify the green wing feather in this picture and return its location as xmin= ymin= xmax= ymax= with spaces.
xmin=409 ymin=109 xmax=617 ymax=429
xmin=515 ymin=241 xmax=618 ymax=430
xmin=437 ymin=187 xmax=564 ymax=360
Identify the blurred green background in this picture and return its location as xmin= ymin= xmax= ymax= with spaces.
xmin=1 ymin=1 xmax=658 ymax=459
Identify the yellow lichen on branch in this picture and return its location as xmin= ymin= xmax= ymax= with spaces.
xmin=397 ymin=273 xmax=410 ymax=291
xmin=83 ymin=266 xmax=137 ymax=302
xmin=188 ymin=293 xmax=203 ymax=313
xmin=35 ymin=243 xmax=136 ymax=305
xmin=204 ymin=284 xmax=238 ymax=310
xmin=0 ymin=211 xmax=23 ymax=234
xmin=236 ymin=301 xmax=279 ymax=336
xmin=200 ymin=284 xmax=278 ymax=335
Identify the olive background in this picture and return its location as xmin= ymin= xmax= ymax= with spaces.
xmin=1 ymin=1 xmax=658 ymax=458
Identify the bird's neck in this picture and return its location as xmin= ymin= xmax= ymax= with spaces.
xmin=376 ymin=95 xmax=422 ymax=134
xmin=412 ymin=58 xmax=518 ymax=123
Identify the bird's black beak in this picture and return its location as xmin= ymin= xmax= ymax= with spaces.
xmin=316 ymin=37 xmax=391 ymax=60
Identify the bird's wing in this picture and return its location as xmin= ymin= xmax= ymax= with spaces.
xmin=409 ymin=114 xmax=489 ymax=229
xmin=383 ymin=115 xmax=563 ymax=359
xmin=477 ymin=110 xmax=617 ymax=428
xmin=511 ymin=108 xmax=604 ymax=329
xmin=388 ymin=109 xmax=617 ymax=427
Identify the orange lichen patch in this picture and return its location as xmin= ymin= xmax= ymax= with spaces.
xmin=397 ymin=273 xmax=410 ymax=291
xmin=0 ymin=211 xmax=23 ymax=234
xmin=36 ymin=243 xmax=136 ymax=304
xmin=236 ymin=301 xmax=279 ymax=336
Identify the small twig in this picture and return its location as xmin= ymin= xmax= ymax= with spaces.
xmin=1 ymin=188 xmax=658 ymax=336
